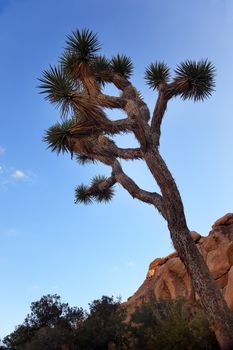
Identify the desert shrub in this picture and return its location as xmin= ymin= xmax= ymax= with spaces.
xmin=75 ymin=296 xmax=129 ymax=350
xmin=129 ymin=298 xmax=220 ymax=350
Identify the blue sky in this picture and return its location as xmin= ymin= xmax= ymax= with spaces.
xmin=1 ymin=0 xmax=233 ymax=339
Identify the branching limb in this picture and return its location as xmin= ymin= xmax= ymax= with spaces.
xmin=102 ymin=74 xmax=151 ymax=149
xmin=108 ymin=74 xmax=152 ymax=149
xmin=151 ymin=84 xmax=169 ymax=147
xmin=114 ymin=147 xmax=142 ymax=160
xmin=70 ymin=136 xmax=142 ymax=160
xmin=111 ymin=159 xmax=167 ymax=219
xmin=97 ymin=93 xmax=150 ymax=150
xmin=68 ymin=116 xmax=136 ymax=136
xmin=91 ymin=141 xmax=142 ymax=160
xmin=150 ymin=79 xmax=196 ymax=147
xmin=71 ymin=137 xmax=166 ymax=217
xmin=107 ymin=118 xmax=135 ymax=134
xmin=89 ymin=155 xmax=167 ymax=218
xmin=106 ymin=71 xmax=150 ymax=117
xmin=96 ymin=94 xmax=127 ymax=109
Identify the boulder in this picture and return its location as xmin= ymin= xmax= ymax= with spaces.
xmin=125 ymin=213 xmax=233 ymax=312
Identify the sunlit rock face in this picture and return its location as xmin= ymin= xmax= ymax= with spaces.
xmin=125 ymin=213 xmax=233 ymax=312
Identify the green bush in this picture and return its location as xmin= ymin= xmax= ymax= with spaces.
xmin=129 ymin=298 xmax=220 ymax=350
xmin=3 ymin=295 xmax=220 ymax=350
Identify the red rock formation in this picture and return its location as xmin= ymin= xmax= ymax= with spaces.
xmin=125 ymin=213 xmax=233 ymax=312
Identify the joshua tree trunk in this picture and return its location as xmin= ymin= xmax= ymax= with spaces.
xmin=144 ymin=150 xmax=233 ymax=350
xmin=170 ymin=226 xmax=233 ymax=350
xmin=40 ymin=29 xmax=233 ymax=348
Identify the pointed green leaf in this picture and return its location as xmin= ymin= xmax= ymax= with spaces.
xmin=174 ymin=59 xmax=215 ymax=101
xmin=43 ymin=118 xmax=77 ymax=154
xmin=65 ymin=29 xmax=101 ymax=61
xmin=145 ymin=62 xmax=170 ymax=90
xmin=38 ymin=65 xmax=78 ymax=117
xmin=111 ymin=54 xmax=133 ymax=79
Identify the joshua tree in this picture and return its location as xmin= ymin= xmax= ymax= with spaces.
xmin=39 ymin=29 xmax=233 ymax=349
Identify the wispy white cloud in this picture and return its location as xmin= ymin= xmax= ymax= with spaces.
xmin=0 ymin=147 xmax=35 ymax=188
xmin=127 ymin=261 xmax=135 ymax=267
xmin=11 ymin=169 xmax=28 ymax=180
xmin=0 ymin=166 xmax=34 ymax=189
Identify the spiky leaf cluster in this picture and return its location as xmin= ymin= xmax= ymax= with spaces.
xmin=65 ymin=29 xmax=101 ymax=61
xmin=145 ymin=62 xmax=170 ymax=90
xmin=91 ymin=175 xmax=115 ymax=203
xmin=94 ymin=187 xmax=114 ymax=202
xmin=174 ymin=59 xmax=215 ymax=101
xmin=44 ymin=118 xmax=77 ymax=154
xmin=60 ymin=29 xmax=102 ymax=82
xmin=60 ymin=50 xmax=83 ymax=80
xmin=38 ymin=65 xmax=77 ymax=116
xmin=75 ymin=184 xmax=93 ymax=204
xmin=91 ymin=56 xmax=111 ymax=84
xmin=75 ymin=175 xmax=115 ymax=204
xmin=111 ymin=54 xmax=133 ymax=79
xmin=75 ymin=154 xmax=95 ymax=165
xmin=39 ymin=62 xmax=107 ymax=121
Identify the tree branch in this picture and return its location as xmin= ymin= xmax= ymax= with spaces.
xmin=165 ymin=79 xmax=190 ymax=99
xmin=72 ymin=71 xmax=151 ymax=150
xmin=114 ymin=147 xmax=142 ymax=160
xmin=102 ymin=117 xmax=136 ymax=135
xmin=68 ymin=117 xmax=136 ymax=137
xmin=151 ymin=85 xmax=169 ymax=147
xmin=150 ymin=80 xmax=189 ymax=147
xmin=96 ymin=94 xmax=127 ymax=109
xmin=111 ymin=159 xmax=167 ymax=219
xmin=93 ymin=154 xmax=167 ymax=218
xmin=70 ymin=136 xmax=166 ymax=217
xmin=105 ymin=73 xmax=152 ymax=150
xmin=70 ymin=136 xmax=142 ymax=160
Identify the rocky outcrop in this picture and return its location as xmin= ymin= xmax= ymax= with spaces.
xmin=125 ymin=213 xmax=233 ymax=312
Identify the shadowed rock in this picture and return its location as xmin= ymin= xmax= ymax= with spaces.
xmin=125 ymin=213 xmax=233 ymax=313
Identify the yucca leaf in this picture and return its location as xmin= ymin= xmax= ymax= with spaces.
xmin=38 ymin=65 xmax=77 ymax=117
xmin=43 ymin=118 xmax=77 ymax=154
xmin=75 ymin=184 xmax=93 ymax=204
xmin=91 ymin=175 xmax=108 ymax=186
xmin=60 ymin=50 xmax=83 ymax=80
xmin=91 ymin=55 xmax=111 ymax=85
xmin=75 ymin=154 xmax=95 ymax=165
xmin=91 ymin=175 xmax=115 ymax=203
xmin=65 ymin=29 xmax=101 ymax=62
xmin=94 ymin=187 xmax=115 ymax=203
xmin=145 ymin=62 xmax=170 ymax=90
xmin=95 ymin=187 xmax=114 ymax=203
xmin=174 ymin=59 xmax=215 ymax=101
xmin=72 ymin=94 xmax=108 ymax=125
xmin=61 ymin=50 xmax=98 ymax=83
xmin=75 ymin=175 xmax=115 ymax=205
xmin=111 ymin=54 xmax=133 ymax=79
